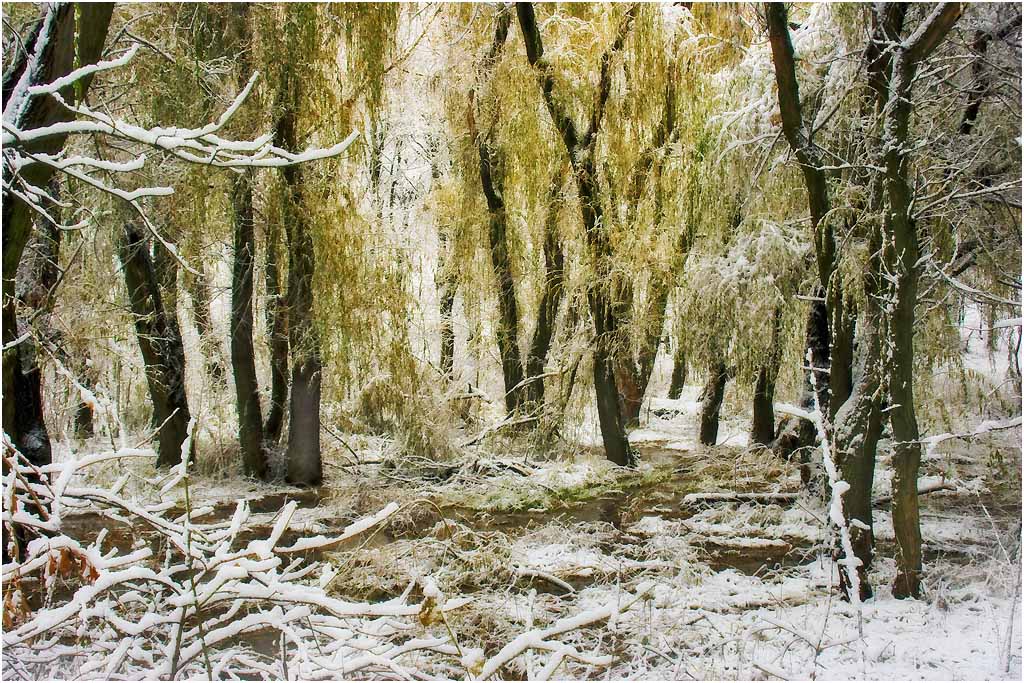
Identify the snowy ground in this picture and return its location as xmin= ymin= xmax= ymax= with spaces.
xmin=9 ymin=313 xmax=1021 ymax=680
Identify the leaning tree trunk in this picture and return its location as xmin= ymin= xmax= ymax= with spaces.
xmin=118 ymin=222 xmax=193 ymax=468
xmin=698 ymin=360 xmax=729 ymax=447
xmin=2 ymin=3 xmax=113 ymax=478
xmin=230 ymin=171 xmax=268 ymax=480
xmin=277 ymin=93 xmax=322 ymax=486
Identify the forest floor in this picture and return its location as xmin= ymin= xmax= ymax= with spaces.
xmin=52 ymin=375 xmax=1022 ymax=680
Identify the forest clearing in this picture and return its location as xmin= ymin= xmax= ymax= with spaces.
xmin=1 ymin=2 xmax=1021 ymax=680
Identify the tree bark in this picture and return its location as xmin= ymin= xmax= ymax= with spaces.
xmin=878 ymin=2 xmax=962 ymax=600
xmin=118 ymin=222 xmax=193 ymax=468
xmin=230 ymin=171 xmax=268 ymax=479
xmin=517 ymin=1 xmax=636 ymax=467
xmin=832 ymin=231 xmax=885 ymax=601
xmin=8 ymin=201 xmax=62 ymax=471
xmin=698 ymin=360 xmax=729 ymax=447
xmin=437 ymin=236 xmax=457 ymax=379
xmin=2 ymin=3 xmax=114 ymax=474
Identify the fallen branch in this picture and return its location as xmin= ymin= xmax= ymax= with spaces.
xmin=462 ymin=414 xmax=540 ymax=447
xmin=682 ymin=492 xmax=800 ymax=506
xmin=872 ymin=481 xmax=956 ymax=507
xmin=515 ymin=567 xmax=576 ymax=594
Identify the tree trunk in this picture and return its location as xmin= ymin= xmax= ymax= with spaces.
xmin=485 ymin=201 xmax=526 ymax=414
xmin=698 ymin=360 xmax=728 ymax=447
xmin=832 ymin=231 xmax=885 ymax=601
xmin=750 ymin=308 xmax=783 ymax=446
xmin=872 ymin=1 xmax=962 ymax=599
xmin=524 ymin=171 xmax=566 ymax=409
xmin=8 ymin=181 xmax=63 ymax=471
xmin=2 ymin=3 xmax=113 ymax=476
xmin=472 ymin=8 xmax=526 ymax=416
xmin=230 ymin=171 xmax=268 ymax=479
xmin=668 ymin=343 xmax=686 ymax=399
xmin=264 ymin=214 xmax=289 ymax=444
xmin=277 ymin=89 xmax=322 ymax=486
xmin=118 ymin=222 xmax=193 ymax=468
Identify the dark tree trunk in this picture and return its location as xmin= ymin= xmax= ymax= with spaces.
xmin=668 ymin=343 xmax=686 ymax=399
xmin=9 ymin=181 xmax=63 ymax=470
xmin=698 ymin=360 xmax=728 ymax=447
xmin=230 ymin=171 xmax=268 ymax=479
xmin=2 ymin=4 xmax=113 ymax=478
xmin=524 ymin=171 xmax=566 ymax=409
xmin=472 ymin=8 xmax=526 ymax=416
xmin=518 ymin=1 xmax=636 ymax=467
xmin=264 ymin=215 xmax=289 ymax=444
xmin=74 ymin=381 xmax=95 ymax=438
xmin=750 ymin=308 xmax=784 ymax=446
xmin=118 ymin=222 xmax=193 ymax=468
xmin=485 ymin=198 xmax=526 ymax=414
xmin=277 ymin=90 xmax=322 ymax=486
xmin=877 ymin=2 xmax=961 ymax=600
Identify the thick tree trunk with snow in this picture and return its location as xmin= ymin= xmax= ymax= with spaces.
xmin=698 ymin=360 xmax=729 ymax=447
xmin=230 ymin=171 xmax=268 ymax=480
xmin=2 ymin=3 xmax=113 ymax=470
xmin=832 ymin=229 xmax=885 ymax=601
xmin=119 ymin=222 xmax=193 ymax=468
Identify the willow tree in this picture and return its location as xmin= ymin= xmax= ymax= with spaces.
xmin=516 ymin=2 xmax=637 ymax=466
